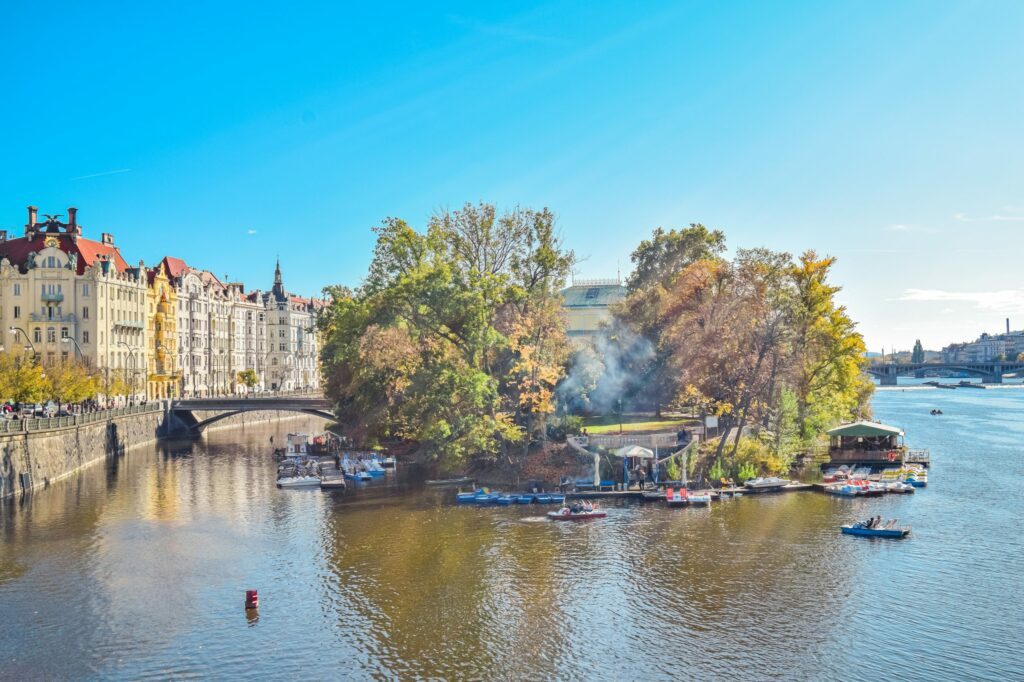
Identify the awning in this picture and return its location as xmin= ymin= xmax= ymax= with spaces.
xmin=826 ymin=421 xmax=904 ymax=438
xmin=615 ymin=444 xmax=655 ymax=458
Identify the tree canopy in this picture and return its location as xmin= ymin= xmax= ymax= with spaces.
xmin=319 ymin=202 xmax=573 ymax=468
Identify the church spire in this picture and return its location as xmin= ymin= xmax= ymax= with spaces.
xmin=272 ymin=256 xmax=287 ymax=301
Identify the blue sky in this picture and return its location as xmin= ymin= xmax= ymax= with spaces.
xmin=2 ymin=1 xmax=1023 ymax=350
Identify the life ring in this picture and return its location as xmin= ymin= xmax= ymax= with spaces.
xmin=886 ymin=451 xmax=898 ymax=462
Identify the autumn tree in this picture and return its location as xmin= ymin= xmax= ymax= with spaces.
xmin=237 ymin=369 xmax=258 ymax=393
xmin=319 ymin=202 xmax=574 ymax=468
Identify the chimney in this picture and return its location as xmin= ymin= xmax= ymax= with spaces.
xmin=26 ymin=205 xmax=38 ymax=237
xmin=67 ymin=207 xmax=77 ymax=230
xmin=0 ymin=230 xmax=7 ymax=242
xmin=101 ymin=232 xmax=114 ymax=245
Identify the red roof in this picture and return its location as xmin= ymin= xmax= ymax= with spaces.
xmin=0 ymin=234 xmax=128 ymax=275
xmin=161 ymin=256 xmax=190 ymax=279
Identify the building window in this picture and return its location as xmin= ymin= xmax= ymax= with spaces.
xmin=83 ymin=284 xmax=90 ymax=297
xmin=272 ymin=358 xmax=279 ymax=366
xmin=33 ymin=328 xmax=41 ymax=343
xmin=61 ymin=327 xmax=69 ymax=339
xmin=83 ymin=331 xmax=90 ymax=344
xmin=46 ymin=256 xmax=57 ymax=268
xmin=13 ymin=283 xmax=20 ymax=296
xmin=47 ymin=328 xmax=56 ymax=343
xmin=279 ymin=343 xmax=286 ymax=351
xmin=13 ymin=306 xmax=20 ymax=319
xmin=83 ymin=306 xmax=89 ymax=320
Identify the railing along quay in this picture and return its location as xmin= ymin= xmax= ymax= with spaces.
xmin=0 ymin=402 xmax=164 ymax=434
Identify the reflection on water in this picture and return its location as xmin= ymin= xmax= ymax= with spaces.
xmin=1 ymin=395 xmax=1022 ymax=680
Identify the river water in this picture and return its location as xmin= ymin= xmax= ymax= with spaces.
xmin=1 ymin=391 xmax=1022 ymax=681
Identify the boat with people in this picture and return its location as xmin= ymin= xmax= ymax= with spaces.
xmin=547 ymin=502 xmax=606 ymax=521
xmin=744 ymin=476 xmax=790 ymax=492
xmin=841 ymin=518 xmax=911 ymax=538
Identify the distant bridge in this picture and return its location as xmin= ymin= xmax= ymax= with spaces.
xmin=867 ymin=361 xmax=1024 ymax=385
xmin=166 ymin=395 xmax=335 ymax=434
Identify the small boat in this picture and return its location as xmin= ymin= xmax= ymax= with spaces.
xmin=277 ymin=474 xmax=321 ymax=488
xmin=665 ymin=487 xmax=688 ymax=507
xmin=426 ymin=477 xmax=475 ymax=487
xmin=549 ymin=494 xmax=566 ymax=505
xmin=379 ymin=456 xmax=397 ymax=468
xmin=688 ymin=492 xmax=712 ymax=505
xmin=536 ymin=494 xmax=552 ymax=504
xmin=344 ymin=470 xmax=372 ymax=482
xmin=841 ymin=520 xmax=911 ymax=538
xmin=456 ymin=491 xmax=482 ymax=503
xmin=744 ymin=477 xmax=790 ymax=492
xmin=547 ymin=507 xmax=607 ymax=521
xmin=885 ymin=481 xmax=915 ymax=494
xmin=514 ymin=494 xmax=534 ymax=504
xmin=495 ymin=495 xmax=516 ymax=505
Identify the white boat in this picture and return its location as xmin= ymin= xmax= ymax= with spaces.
xmin=688 ymin=493 xmax=712 ymax=505
xmin=744 ymin=477 xmax=790 ymax=492
xmin=277 ymin=474 xmax=321 ymax=488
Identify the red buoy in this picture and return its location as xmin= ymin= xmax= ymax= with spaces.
xmin=245 ymin=589 xmax=259 ymax=609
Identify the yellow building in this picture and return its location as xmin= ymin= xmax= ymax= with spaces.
xmin=146 ymin=261 xmax=178 ymax=399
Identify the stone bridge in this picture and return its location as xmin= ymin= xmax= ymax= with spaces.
xmin=867 ymin=361 xmax=1024 ymax=385
xmin=164 ymin=396 xmax=335 ymax=435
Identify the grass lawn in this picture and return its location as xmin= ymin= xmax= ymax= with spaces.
xmin=582 ymin=416 xmax=692 ymax=434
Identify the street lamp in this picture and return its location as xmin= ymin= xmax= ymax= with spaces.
xmin=117 ymin=341 xmax=140 ymax=402
xmin=60 ymin=336 xmax=85 ymax=362
xmin=9 ymin=326 xmax=37 ymax=358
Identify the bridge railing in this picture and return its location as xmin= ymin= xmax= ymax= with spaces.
xmin=0 ymin=402 xmax=164 ymax=434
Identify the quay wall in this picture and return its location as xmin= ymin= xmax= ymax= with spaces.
xmin=0 ymin=407 xmax=324 ymax=499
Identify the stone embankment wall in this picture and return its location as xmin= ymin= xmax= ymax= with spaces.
xmin=0 ymin=408 xmax=319 ymax=499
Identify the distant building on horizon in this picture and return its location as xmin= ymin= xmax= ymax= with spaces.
xmin=560 ymin=277 xmax=626 ymax=345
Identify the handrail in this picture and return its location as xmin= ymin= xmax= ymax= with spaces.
xmin=0 ymin=401 xmax=164 ymax=434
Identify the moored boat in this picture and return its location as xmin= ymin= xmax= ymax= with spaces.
xmin=688 ymin=492 xmax=712 ymax=505
xmin=665 ymin=487 xmax=688 ymax=507
xmin=277 ymin=474 xmax=321 ymax=488
xmin=744 ymin=476 xmax=790 ymax=492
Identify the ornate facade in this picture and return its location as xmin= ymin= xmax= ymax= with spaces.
xmin=0 ymin=206 xmax=323 ymax=401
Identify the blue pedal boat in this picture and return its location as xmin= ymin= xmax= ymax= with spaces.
xmin=841 ymin=523 xmax=910 ymax=538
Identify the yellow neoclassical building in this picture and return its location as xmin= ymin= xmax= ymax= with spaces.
xmin=146 ymin=261 xmax=179 ymax=399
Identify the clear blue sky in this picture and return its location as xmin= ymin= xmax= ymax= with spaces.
xmin=3 ymin=1 xmax=1023 ymax=351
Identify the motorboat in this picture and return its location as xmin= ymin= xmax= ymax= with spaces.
xmin=885 ymin=481 xmax=915 ymax=494
xmin=825 ymin=482 xmax=863 ymax=496
xmin=688 ymin=492 xmax=712 ymax=505
xmin=426 ymin=477 xmax=475 ymax=487
xmin=744 ymin=477 xmax=790 ymax=492
xmin=276 ymin=474 xmax=321 ymax=488
xmin=547 ymin=506 xmax=607 ymax=521
xmin=841 ymin=520 xmax=911 ymax=538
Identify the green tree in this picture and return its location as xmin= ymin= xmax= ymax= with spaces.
xmin=319 ymin=202 xmax=574 ymax=468
xmin=911 ymin=339 xmax=925 ymax=363
xmin=237 ymin=368 xmax=258 ymax=393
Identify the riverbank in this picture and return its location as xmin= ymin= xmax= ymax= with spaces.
xmin=0 ymin=407 xmax=319 ymax=499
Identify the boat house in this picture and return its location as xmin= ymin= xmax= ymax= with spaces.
xmin=825 ymin=421 xmax=905 ymax=465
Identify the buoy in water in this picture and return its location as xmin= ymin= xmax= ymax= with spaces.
xmin=245 ymin=589 xmax=259 ymax=609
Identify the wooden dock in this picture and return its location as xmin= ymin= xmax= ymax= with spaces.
xmin=566 ymin=483 xmax=813 ymax=501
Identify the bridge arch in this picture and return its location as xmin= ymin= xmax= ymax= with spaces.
xmin=190 ymin=408 xmax=336 ymax=433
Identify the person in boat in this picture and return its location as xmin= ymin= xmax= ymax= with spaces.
xmin=582 ymin=501 xmax=594 ymax=512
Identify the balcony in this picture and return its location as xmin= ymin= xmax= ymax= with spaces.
xmin=41 ymin=291 xmax=64 ymax=303
xmin=29 ymin=312 xmax=77 ymax=324
xmin=114 ymin=320 xmax=145 ymax=330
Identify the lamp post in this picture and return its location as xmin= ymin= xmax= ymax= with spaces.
xmin=60 ymin=336 xmax=85 ymax=362
xmin=8 ymin=326 xmax=37 ymax=359
xmin=117 ymin=341 xmax=139 ymax=403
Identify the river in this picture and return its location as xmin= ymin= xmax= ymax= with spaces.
xmin=1 ymin=391 xmax=1022 ymax=681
